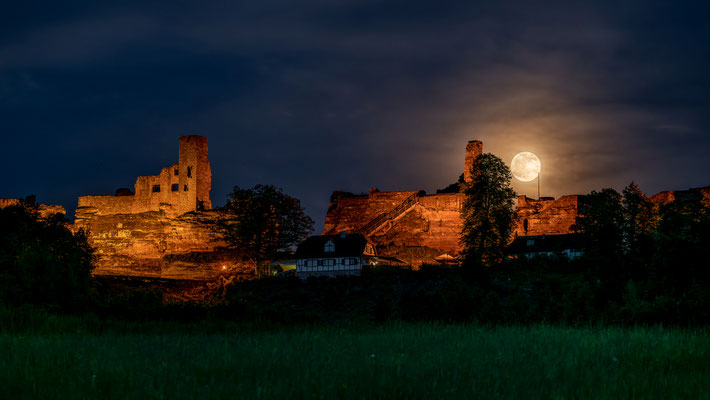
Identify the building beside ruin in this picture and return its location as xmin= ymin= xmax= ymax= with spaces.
xmin=295 ymin=232 xmax=376 ymax=278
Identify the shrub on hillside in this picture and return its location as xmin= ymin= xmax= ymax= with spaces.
xmin=0 ymin=200 xmax=95 ymax=310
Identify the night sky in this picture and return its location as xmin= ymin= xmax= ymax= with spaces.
xmin=3 ymin=1 xmax=710 ymax=229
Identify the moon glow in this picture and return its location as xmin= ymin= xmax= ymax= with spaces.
xmin=511 ymin=152 xmax=541 ymax=182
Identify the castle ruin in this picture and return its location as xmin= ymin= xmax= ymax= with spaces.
xmin=22 ymin=134 xmax=705 ymax=276
xmin=73 ymin=135 xmax=239 ymax=280
xmin=78 ymin=135 xmax=212 ymax=217
xmin=323 ymin=140 xmax=586 ymax=264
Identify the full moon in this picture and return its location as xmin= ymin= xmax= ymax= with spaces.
xmin=511 ymin=152 xmax=541 ymax=182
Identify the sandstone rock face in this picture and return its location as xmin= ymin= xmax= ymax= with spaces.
xmin=73 ymin=209 xmax=245 ymax=280
xmin=0 ymin=198 xmax=66 ymax=219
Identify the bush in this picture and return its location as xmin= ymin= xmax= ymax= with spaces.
xmin=0 ymin=202 xmax=95 ymax=310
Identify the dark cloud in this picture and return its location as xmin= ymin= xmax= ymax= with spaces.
xmin=2 ymin=1 xmax=709 ymax=229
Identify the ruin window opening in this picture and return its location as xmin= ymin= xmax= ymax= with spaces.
xmin=152 ymin=185 xmax=160 ymax=193
xmin=187 ymin=166 xmax=192 ymax=178
xmin=171 ymin=184 xmax=179 ymax=192
xmin=523 ymin=219 xmax=529 ymax=233
xmin=184 ymin=184 xmax=188 ymax=191
xmin=174 ymin=169 xmax=179 ymax=176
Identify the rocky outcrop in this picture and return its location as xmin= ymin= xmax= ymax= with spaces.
xmin=0 ymin=198 xmax=66 ymax=219
xmin=73 ymin=209 xmax=249 ymax=280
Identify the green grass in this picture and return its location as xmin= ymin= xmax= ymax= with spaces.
xmin=1 ymin=317 xmax=709 ymax=400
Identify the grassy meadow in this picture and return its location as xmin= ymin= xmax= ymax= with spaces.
xmin=1 ymin=311 xmax=709 ymax=399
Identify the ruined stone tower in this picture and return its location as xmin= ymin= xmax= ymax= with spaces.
xmin=77 ymin=135 xmax=212 ymax=216
xmin=178 ymin=135 xmax=212 ymax=213
xmin=464 ymin=140 xmax=483 ymax=183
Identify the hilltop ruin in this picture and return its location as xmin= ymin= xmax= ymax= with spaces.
xmin=323 ymin=141 xmax=588 ymax=264
xmin=11 ymin=134 xmax=705 ymax=277
xmin=72 ymin=136 xmax=241 ymax=280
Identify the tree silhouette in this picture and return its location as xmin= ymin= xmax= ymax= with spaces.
xmin=460 ymin=153 xmax=516 ymax=267
xmin=0 ymin=200 xmax=95 ymax=309
xmin=219 ymin=185 xmax=314 ymax=262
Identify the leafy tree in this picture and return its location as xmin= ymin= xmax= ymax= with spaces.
xmin=219 ymin=185 xmax=314 ymax=261
xmin=652 ymin=196 xmax=710 ymax=293
xmin=575 ymin=188 xmax=626 ymax=284
xmin=576 ymin=188 xmax=625 ymax=256
xmin=621 ymin=182 xmax=658 ymax=277
xmin=0 ymin=198 xmax=95 ymax=309
xmin=460 ymin=153 xmax=516 ymax=267
xmin=622 ymin=182 xmax=658 ymax=250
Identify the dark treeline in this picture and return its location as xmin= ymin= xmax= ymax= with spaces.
xmin=1 ymin=182 xmax=709 ymax=329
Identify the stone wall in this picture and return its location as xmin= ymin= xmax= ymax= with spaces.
xmin=513 ymin=195 xmax=586 ymax=237
xmin=321 ymin=189 xmax=587 ymax=257
xmin=78 ymin=195 xmax=136 ymax=216
xmin=323 ymin=189 xmax=420 ymax=235
xmin=650 ymin=186 xmax=710 ymax=205
xmin=323 ymin=191 xmax=465 ymax=258
xmin=369 ymin=194 xmax=463 ymax=252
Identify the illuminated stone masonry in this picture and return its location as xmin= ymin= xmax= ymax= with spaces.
xmin=73 ymin=136 xmax=247 ymax=280
xmin=322 ymin=140 xmax=709 ymax=265
xmin=323 ymin=140 xmax=480 ymax=264
xmin=77 ymin=135 xmax=212 ymax=217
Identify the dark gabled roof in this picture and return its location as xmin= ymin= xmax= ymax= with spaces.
xmin=295 ymin=233 xmax=369 ymax=259
xmin=508 ymin=234 xmax=582 ymax=254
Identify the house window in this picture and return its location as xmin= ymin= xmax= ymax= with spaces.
xmin=171 ymin=184 xmax=179 ymax=192
xmin=325 ymin=259 xmax=335 ymax=266
xmin=174 ymin=169 xmax=179 ymax=176
xmin=317 ymin=260 xmax=323 ymax=266
xmin=187 ymin=166 xmax=192 ymax=178
xmin=152 ymin=185 xmax=160 ymax=193
xmin=184 ymin=184 xmax=188 ymax=191
xmin=324 ymin=240 xmax=335 ymax=252
xmin=526 ymin=239 xmax=535 ymax=247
